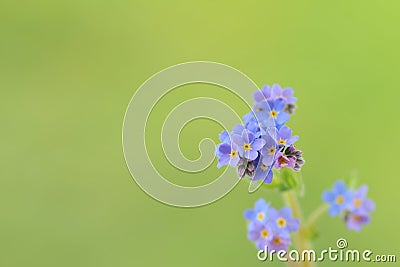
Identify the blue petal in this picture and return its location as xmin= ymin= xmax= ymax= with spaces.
xmin=280 ymin=206 xmax=293 ymax=218
xmin=263 ymin=169 xmax=273 ymax=184
xmin=253 ymin=90 xmax=265 ymax=103
xmin=276 ymin=112 xmax=290 ymax=125
xmin=252 ymin=138 xmax=266 ymax=150
xmin=232 ymin=124 xmax=245 ymax=135
xmin=229 ymin=155 xmax=240 ymax=167
xmin=328 ymin=205 xmax=340 ymax=217
xmin=231 ymin=134 xmax=244 ymax=146
xmin=242 ymin=112 xmax=254 ymax=123
xmin=287 ymin=135 xmax=299 ymax=145
xmin=268 ymin=207 xmax=279 ymax=220
xmin=243 ymin=209 xmax=255 ymax=220
xmin=273 ymin=99 xmax=286 ymax=111
xmin=219 ymin=130 xmax=230 ymax=144
xmin=247 ymin=231 xmax=259 ymax=241
xmin=218 ymin=143 xmax=231 ymax=154
xmin=278 ymin=125 xmax=291 ymax=140
xmin=261 ymin=154 xmax=274 ymax=166
xmin=271 ymin=84 xmax=282 ymax=98
xmin=262 ymin=85 xmax=272 ymax=97
xmin=247 ymin=150 xmax=259 ymax=160
xmin=288 ymin=218 xmax=300 ymax=232
xmin=333 ymin=181 xmax=347 ymax=193
xmin=217 ymin=155 xmax=230 ymax=168
xmin=254 ymin=199 xmax=267 ymax=211
xmin=322 ymin=190 xmax=335 ymax=202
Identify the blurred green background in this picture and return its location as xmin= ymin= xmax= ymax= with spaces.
xmin=1 ymin=1 xmax=399 ymax=266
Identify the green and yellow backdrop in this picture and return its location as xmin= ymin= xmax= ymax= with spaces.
xmin=1 ymin=1 xmax=399 ymax=266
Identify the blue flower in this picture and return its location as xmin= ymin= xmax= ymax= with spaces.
xmin=322 ymin=181 xmax=375 ymax=232
xmin=344 ymin=185 xmax=375 ymax=232
xmin=269 ymin=125 xmax=299 ymax=147
xmin=270 ymin=84 xmax=297 ymax=104
xmin=243 ymin=198 xmax=270 ymax=224
xmin=232 ymin=129 xmax=265 ymax=160
xmin=260 ymin=134 xmax=278 ymax=166
xmin=348 ymin=185 xmax=375 ymax=214
xmin=269 ymin=206 xmax=300 ymax=233
xmin=244 ymin=199 xmax=300 ymax=252
xmin=253 ymin=85 xmax=274 ymax=103
xmin=345 ymin=212 xmax=371 ymax=232
xmin=247 ymin=221 xmax=273 ymax=250
xmin=215 ymin=84 xmax=304 ymax=183
xmin=231 ymin=124 xmax=246 ymax=135
xmin=232 ymin=123 xmax=259 ymax=136
xmin=267 ymin=231 xmax=291 ymax=252
xmin=215 ymin=143 xmax=240 ymax=168
xmin=254 ymin=99 xmax=290 ymax=128
xmin=253 ymin=84 xmax=297 ymax=104
xmin=218 ymin=130 xmax=231 ymax=144
xmin=322 ymin=181 xmax=352 ymax=216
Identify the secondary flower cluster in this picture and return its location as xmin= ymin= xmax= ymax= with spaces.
xmin=322 ymin=181 xmax=375 ymax=231
xmin=215 ymin=84 xmax=305 ymax=184
xmin=244 ymin=199 xmax=299 ymax=251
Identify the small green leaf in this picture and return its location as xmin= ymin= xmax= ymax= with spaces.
xmin=275 ymin=168 xmax=304 ymax=193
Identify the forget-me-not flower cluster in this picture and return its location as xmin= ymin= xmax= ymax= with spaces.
xmin=322 ymin=181 xmax=375 ymax=231
xmin=244 ymin=199 xmax=299 ymax=251
xmin=215 ymin=84 xmax=305 ymax=184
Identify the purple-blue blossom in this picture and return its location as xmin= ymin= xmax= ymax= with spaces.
xmin=322 ymin=181 xmax=375 ymax=232
xmin=247 ymin=221 xmax=273 ymax=250
xmin=345 ymin=212 xmax=370 ymax=232
xmin=214 ymin=143 xmax=240 ymax=168
xmin=244 ymin=199 xmax=299 ymax=252
xmin=269 ymin=125 xmax=299 ymax=147
xmin=214 ymin=84 xmax=304 ymax=182
xmin=322 ymin=181 xmax=353 ymax=216
xmin=253 ymin=84 xmax=297 ymax=105
xmin=243 ymin=198 xmax=270 ymax=224
xmin=268 ymin=206 xmax=300 ymax=233
xmin=348 ymin=185 xmax=375 ymax=213
xmin=266 ymin=231 xmax=291 ymax=251
xmin=232 ymin=129 xmax=265 ymax=161
xmin=270 ymin=84 xmax=297 ymax=104
xmin=254 ymin=99 xmax=289 ymax=128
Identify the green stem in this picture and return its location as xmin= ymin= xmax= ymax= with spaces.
xmin=282 ymin=190 xmax=316 ymax=267
xmin=306 ymin=204 xmax=328 ymax=229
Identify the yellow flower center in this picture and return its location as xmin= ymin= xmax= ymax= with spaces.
xmin=273 ymin=237 xmax=281 ymax=244
xmin=269 ymin=110 xmax=278 ymax=119
xmin=354 ymin=198 xmax=362 ymax=207
xmin=278 ymin=139 xmax=286 ymax=145
xmin=268 ymin=147 xmax=276 ymax=155
xmin=257 ymin=212 xmax=264 ymax=221
xmin=278 ymin=157 xmax=287 ymax=164
xmin=336 ymin=195 xmax=344 ymax=204
xmin=230 ymin=150 xmax=237 ymax=158
xmin=277 ymin=217 xmax=287 ymax=228
xmin=261 ymin=229 xmax=269 ymax=238
xmin=270 ymin=110 xmax=278 ymax=118
xmin=353 ymin=214 xmax=361 ymax=221
xmin=256 ymin=107 xmax=263 ymax=112
xmin=243 ymin=143 xmax=251 ymax=151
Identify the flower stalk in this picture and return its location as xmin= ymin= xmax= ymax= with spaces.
xmin=282 ymin=189 xmax=316 ymax=267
